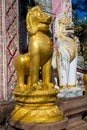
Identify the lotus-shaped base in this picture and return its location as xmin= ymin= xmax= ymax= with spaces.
xmin=11 ymin=88 xmax=63 ymax=123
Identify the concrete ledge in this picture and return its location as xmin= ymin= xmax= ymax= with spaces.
xmin=8 ymin=117 xmax=68 ymax=130
xmin=0 ymin=101 xmax=15 ymax=124
xmin=56 ymin=96 xmax=87 ymax=116
xmin=67 ymin=118 xmax=87 ymax=130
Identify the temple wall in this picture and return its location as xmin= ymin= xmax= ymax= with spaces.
xmin=52 ymin=0 xmax=72 ymax=21
xmin=0 ymin=0 xmax=19 ymax=100
xmin=0 ymin=0 xmax=7 ymax=100
xmin=0 ymin=0 xmax=3 ymax=99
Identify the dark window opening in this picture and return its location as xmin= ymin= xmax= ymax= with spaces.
xmin=19 ymin=0 xmax=29 ymax=54
xmin=19 ymin=0 xmax=35 ymax=54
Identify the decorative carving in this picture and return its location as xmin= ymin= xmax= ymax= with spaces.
xmin=54 ymin=12 xmax=77 ymax=88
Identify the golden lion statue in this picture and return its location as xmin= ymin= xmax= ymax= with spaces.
xmin=14 ymin=6 xmax=53 ymax=91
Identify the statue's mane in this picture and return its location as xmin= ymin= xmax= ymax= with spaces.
xmin=54 ymin=13 xmax=69 ymax=27
xmin=54 ymin=12 xmax=70 ymax=38
xmin=26 ymin=8 xmax=37 ymax=35
xmin=26 ymin=6 xmax=41 ymax=35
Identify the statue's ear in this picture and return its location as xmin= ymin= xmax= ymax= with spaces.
xmin=26 ymin=12 xmax=38 ymax=35
xmin=27 ymin=7 xmax=31 ymax=15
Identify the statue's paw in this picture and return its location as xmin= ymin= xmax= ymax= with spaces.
xmin=22 ymin=84 xmax=27 ymax=91
xmin=31 ymin=83 xmax=42 ymax=90
xmin=14 ymin=84 xmax=27 ymax=92
xmin=43 ymin=83 xmax=54 ymax=89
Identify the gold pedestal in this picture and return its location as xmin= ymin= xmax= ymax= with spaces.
xmin=11 ymin=88 xmax=63 ymax=123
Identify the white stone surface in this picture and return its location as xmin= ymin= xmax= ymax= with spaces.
xmin=55 ymin=86 xmax=83 ymax=98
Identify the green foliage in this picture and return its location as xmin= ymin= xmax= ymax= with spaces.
xmin=74 ymin=24 xmax=87 ymax=65
xmin=80 ymin=30 xmax=87 ymax=62
xmin=72 ymin=0 xmax=87 ymax=65
xmin=84 ymin=16 xmax=87 ymax=21
xmin=74 ymin=26 xmax=83 ymax=33
xmin=72 ymin=0 xmax=87 ymax=25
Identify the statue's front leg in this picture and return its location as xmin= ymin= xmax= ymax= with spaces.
xmin=56 ymin=48 xmax=70 ymax=88
xmin=30 ymin=53 xmax=40 ymax=89
xmin=68 ymin=56 xmax=77 ymax=87
xmin=42 ymin=58 xmax=54 ymax=89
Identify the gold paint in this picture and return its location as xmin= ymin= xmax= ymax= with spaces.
xmin=60 ymin=84 xmax=76 ymax=89
xmin=83 ymin=74 xmax=87 ymax=96
xmin=60 ymin=85 xmax=68 ymax=89
xmin=11 ymin=88 xmax=63 ymax=122
xmin=13 ymin=88 xmax=59 ymax=104
xmin=68 ymin=84 xmax=76 ymax=88
xmin=11 ymin=104 xmax=63 ymax=123
xmin=12 ymin=6 xmax=63 ymax=123
xmin=14 ymin=6 xmax=53 ymax=91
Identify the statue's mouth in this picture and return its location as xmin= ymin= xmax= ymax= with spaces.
xmin=66 ymin=26 xmax=74 ymax=30
xmin=39 ymin=19 xmax=52 ymax=25
xmin=37 ymin=17 xmax=52 ymax=24
xmin=40 ymin=21 xmax=50 ymax=24
xmin=65 ymin=23 xmax=74 ymax=30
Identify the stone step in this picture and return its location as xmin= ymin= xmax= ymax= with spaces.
xmin=56 ymin=96 xmax=87 ymax=116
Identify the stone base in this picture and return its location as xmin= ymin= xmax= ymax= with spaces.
xmin=2 ymin=96 xmax=87 ymax=130
xmin=0 ymin=101 xmax=15 ymax=124
xmin=7 ymin=117 xmax=68 ymax=130
xmin=67 ymin=114 xmax=87 ymax=130
xmin=56 ymin=96 xmax=87 ymax=130
xmin=56 ymin=96 xmax=87 ymax=116
xmin=0 ymin=125 xmax=6 ymax=130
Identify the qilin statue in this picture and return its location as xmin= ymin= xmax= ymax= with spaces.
xmin=54 ymin=12 xmax=77 ymax=88
xmin=14 ymin=6 xmax=53 ymax=91
xmin=11 ymin=6 xmax=63 ymax=123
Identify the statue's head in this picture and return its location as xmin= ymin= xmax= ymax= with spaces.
xmin=54 ymin=12 xmax=74 ymax=39
xmin=57 ymin=12 xmax=70 ymax=25
xmin=26 ymin=6 xmax=52 ymax=35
